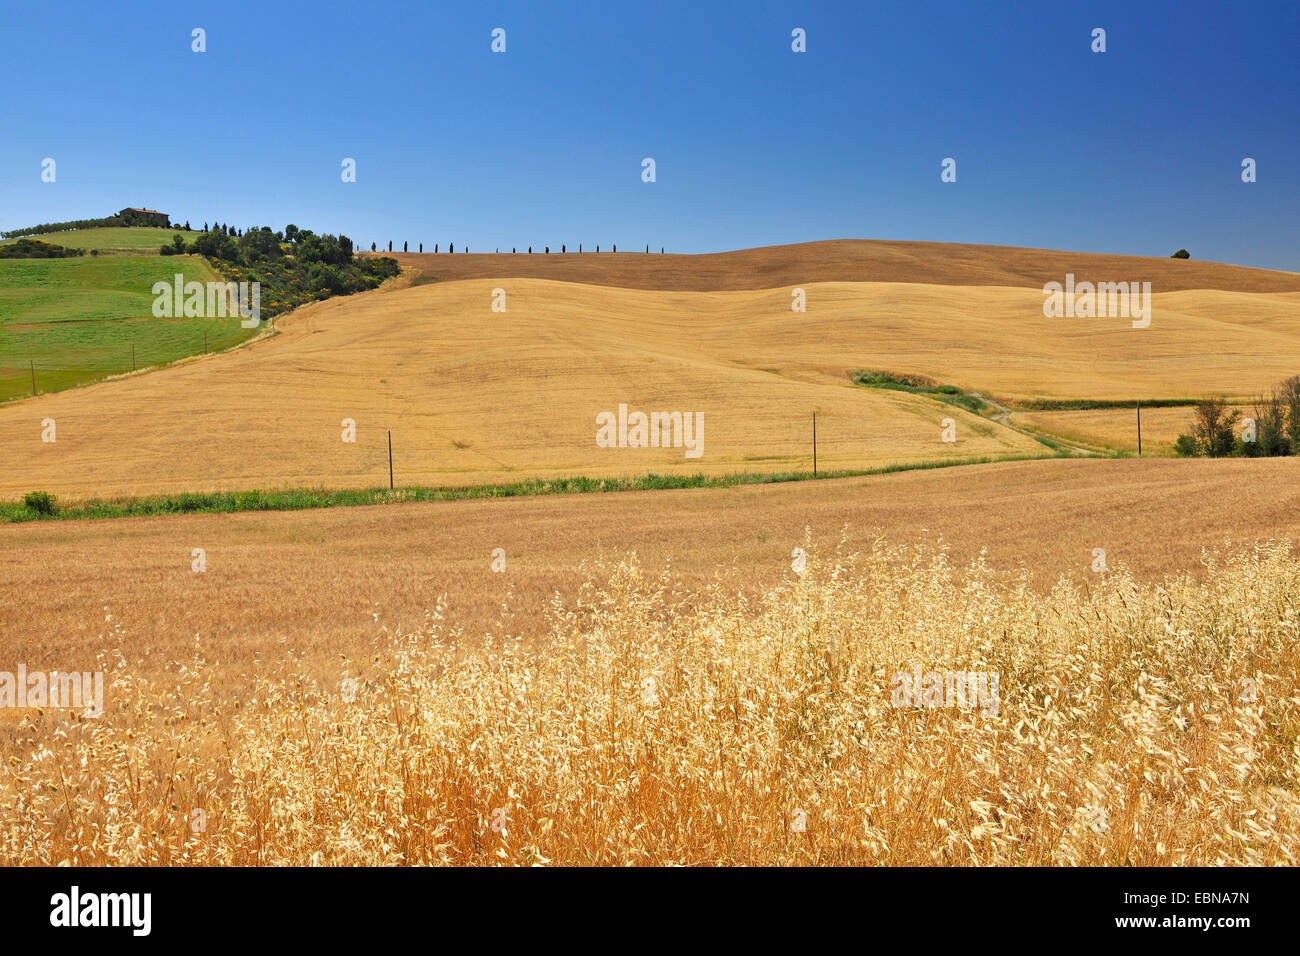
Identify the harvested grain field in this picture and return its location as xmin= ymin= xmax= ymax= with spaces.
xmin=1 ymin=276 xmax=1052 ymax=500
xmin=3 ymin=457 xmax=1297 ymax=686
xmin=388 ymin=239 xmax=1300 ymax=294
xmin=3 ymin=246 xmax=1300 ymax=499
xmin=1011 ymin=406 xmax=1195 ymax=455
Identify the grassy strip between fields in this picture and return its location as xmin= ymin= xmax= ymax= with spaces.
xmin=851 ymin=369 xmax=1126 ymax=457
xmin=852 ymin=370 xmax=1202 ymax=414
xmin=1 ymin=453 xmax=1060 ymax=523
xmin=852 ymin=369 xmax=993 ymax=415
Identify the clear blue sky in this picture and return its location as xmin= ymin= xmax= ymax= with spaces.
xmin=1 ymin=0 xmax=1295 ymax=269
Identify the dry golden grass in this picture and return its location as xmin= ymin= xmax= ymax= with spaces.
xmin=3 ymin=536 xmax=1297 ymax=865
xmin=2 ymin=273 xmax=1298 ymax=498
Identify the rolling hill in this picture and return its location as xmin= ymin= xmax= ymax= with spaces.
xmin=0 ymin=254 xmax=255 ymax=402
xmin=1 ymin=240 xmax=1299 ymax=500
xmin=387 ymin=239 xmax=1300 ymax=293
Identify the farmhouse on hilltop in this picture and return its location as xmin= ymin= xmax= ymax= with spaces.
xmin=118 ymin=207 xmax=170 ymax=226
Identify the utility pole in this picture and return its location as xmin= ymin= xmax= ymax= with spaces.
xmin=30 ymin=360 xmax=36 ymax=396
xmin=388 ymin=430 xmax=394 ymax=490
xmin=813 ymin=412 xmax=818 ymax=477
xmin=1137 ymin=402 xmax=1142 ymax=457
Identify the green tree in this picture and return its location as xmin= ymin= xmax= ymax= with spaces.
xmin=1279 ymin=376 xmax=1300 ymax=453
xmin=1190 ymin=399 xmax=1239 ymax=457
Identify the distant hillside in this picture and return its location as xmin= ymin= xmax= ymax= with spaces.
xmin=0 ymin=222 xmax=400 ymax=402
xmin=387 ymin=239 xmax=1300 ymax=294
xmin=4 ymin=254 xmax=1300 ymax=498
xmin=0 ymin=226 xmax=185 ymax=254
xmin=0 ymin=255 xmax=256 ymax=402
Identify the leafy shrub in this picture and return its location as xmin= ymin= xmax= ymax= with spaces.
xmin=159 ymin=234 xmax=188 ymax=256
xmin=854 ymin=370 xmax=939 ymax=389
xmin=23 ymin=491 xmax=57 ymax=516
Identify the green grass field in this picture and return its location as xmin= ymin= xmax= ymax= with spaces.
xmin=0 ymin=226 xmax=190 ymax=254
xmin=0 ymin=255 xmax=259 ymax=402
